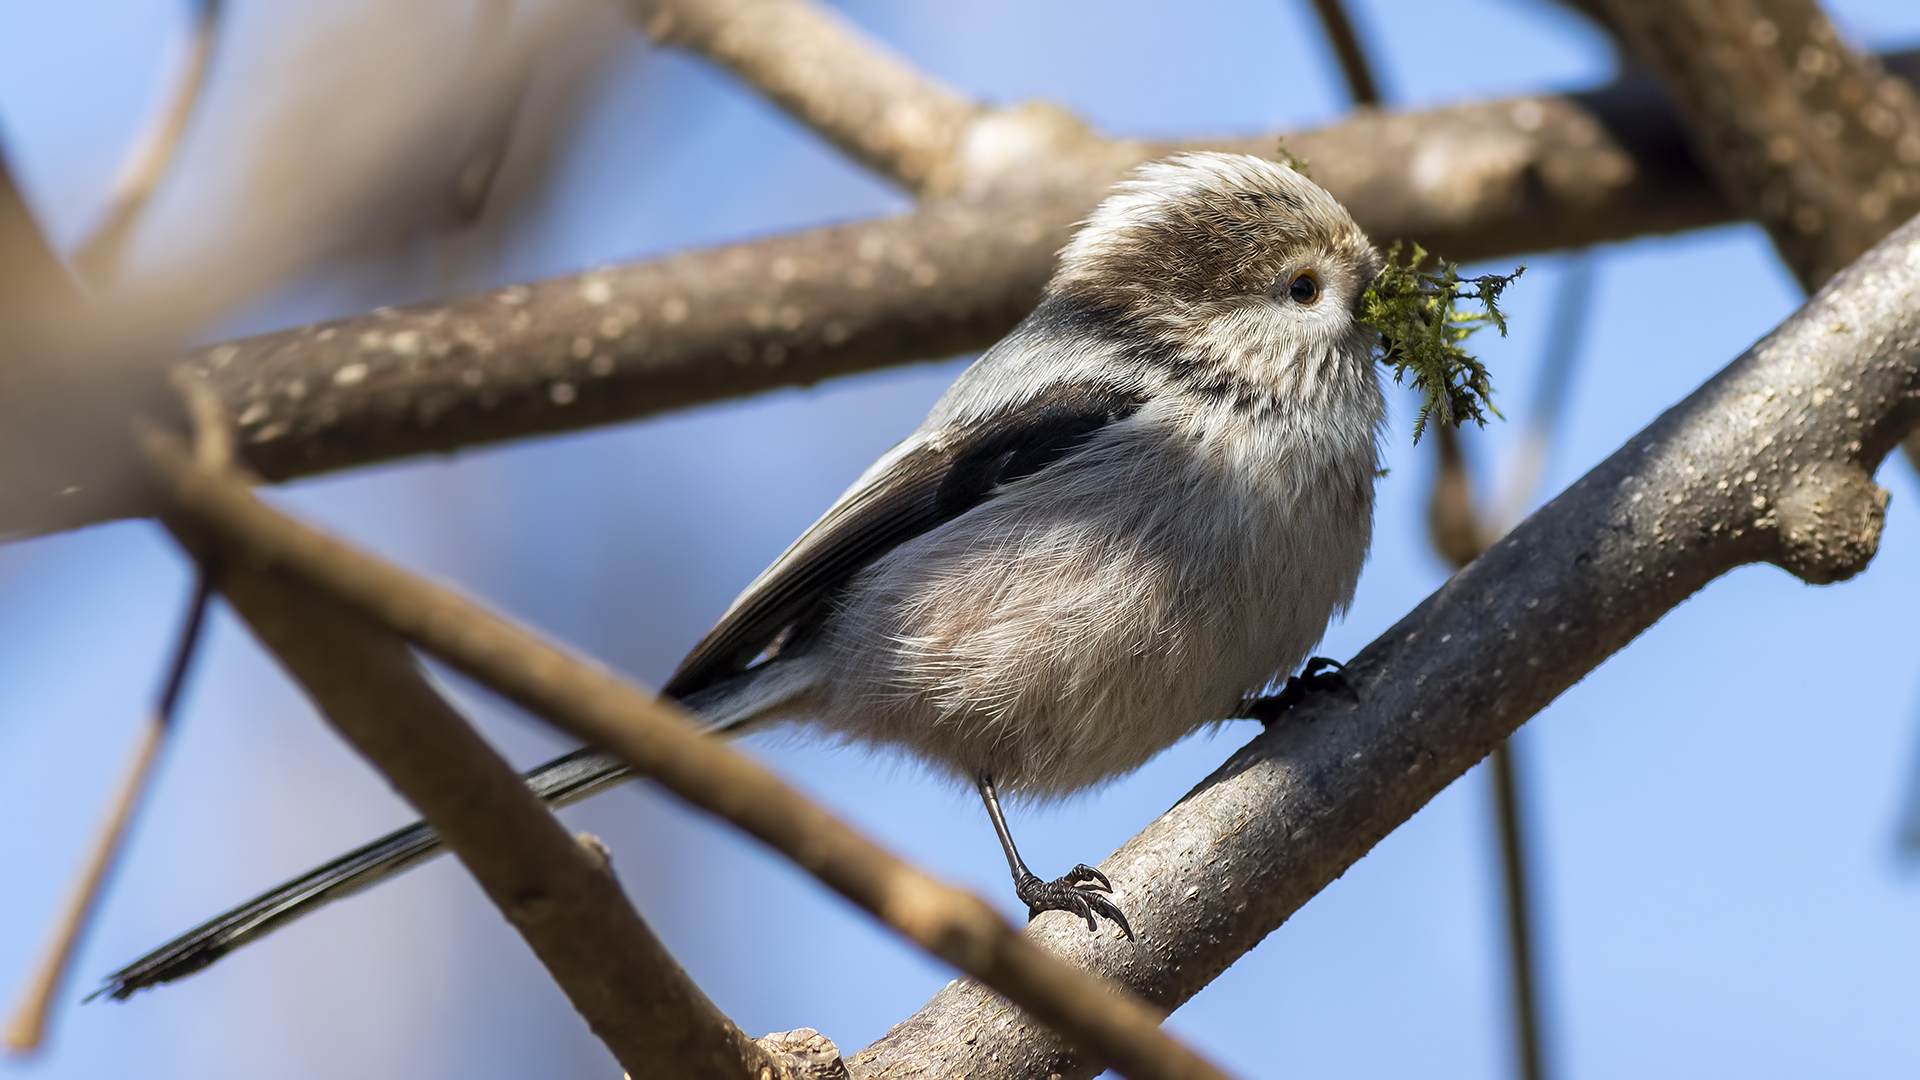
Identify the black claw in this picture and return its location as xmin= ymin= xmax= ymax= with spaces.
xmin=1083 ymin=892 xmax=1135 ymax=940
xmin=1062 ymin=863 xmax=1113 ymax=891
xmin=1241 ymin=657 xmax=1356 ymax=724
xmin=1016 ymin=869 xmax=1134 ymax=939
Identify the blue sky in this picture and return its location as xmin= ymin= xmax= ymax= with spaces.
xmin=3 ymin=2 xmax=1920 ymax=1078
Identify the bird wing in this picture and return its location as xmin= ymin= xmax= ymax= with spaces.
xmin=664 ymin=379 xmax=1149 ymax=698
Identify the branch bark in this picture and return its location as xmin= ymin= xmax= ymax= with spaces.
xmin=187 ymin=70 xmax=1726 ymax=489
xmin=181 ymin=59 xmax=1904 ymax=483
xmin=848 ymin=211 xmax=1920 ymax=1080
xmin=0 ymin=50 xmax=1902 ymax=540
xmin=183 ymin=535 xmax=768 ymax=1080
xmin=1602 ymin=0 xmax=1920 ymax=289
xmin=140 ymin=433 xmax=1238 ymax=1080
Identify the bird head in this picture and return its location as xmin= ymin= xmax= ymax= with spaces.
xmin=1050 ymin=152 xmax=1382 ymax=376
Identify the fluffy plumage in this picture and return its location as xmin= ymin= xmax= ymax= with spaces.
xmin=680 ymin=151 xmax=1385 ymax=796
xmin=101 ymin=152 xmax=1387 ymax=995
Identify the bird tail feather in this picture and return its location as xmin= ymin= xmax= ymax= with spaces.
xmin=94 ymin=660 xmax=816 ymax=1001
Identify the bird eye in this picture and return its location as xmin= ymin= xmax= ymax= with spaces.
xmin=1287 ymin=271 xmax=1321 ymax=305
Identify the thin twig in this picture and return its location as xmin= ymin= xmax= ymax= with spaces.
xmin=74 ymin=0 xmax=223 ymax=288
xmin=3 ymin=571 xmax=211 ymax=1055
xmin=1496 ymin=253 xmax=1596 ymax=531
xmin=1423 ymin=253 xmax=1594 ymax=1080
xmin=1304 ymin=0 xmax=1381 ymax=107
xmin=1490 ymin=740 xmax=1546 ymax=1080
xmin=623 ymin=0 xmax=984 ymax=194
xmin=138 ymin=430 xmax=1238 ymax=1080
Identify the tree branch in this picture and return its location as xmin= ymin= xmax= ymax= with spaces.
xmin=1304 ymin=0 xmax=1383 ymax=107
xmin=185 ymin=58 xmax=1920 ymax=485
xmin=180 ymin=536 xmax=769 ymax=1080
xmin=622 ymin=0 xmax=983 ymax=194
xmin=1602 ymin=0 xmax=1920 ymax=290
xmin=849 ymin=211 xmax=1920 ymax=1079
xmin=0 ymin=51 xmax=1902 ymax=539
xmin=139 ymin=433 xmax=1238 ymax=1080
xmin=72 ymin=0 xmax=223 ymax=288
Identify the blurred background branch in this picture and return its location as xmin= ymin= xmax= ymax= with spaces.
xmin=0 ymin=144 xmax=83 ymax=347
xmin=5 ymin=0 xmax=1920 ymax=1076
xmin=199 ymin=549 xmax=776 ymax=1080
xmin=1601 ymin=0 xmax=1920 ymax=290
xmin=71 ymin=0 xmax=222 ymax=289
xmin=140 ymin=429 xmax=1238 ymax=1080
xmin=3 ymin=573 xmax=208 ymax=1055
xmin=9 ymin=44 xmax=1919 ymax=540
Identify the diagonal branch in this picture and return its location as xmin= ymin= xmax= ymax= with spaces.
xmin=849 ymin=211 xmax=1920 ymax=1079
xmin=622 ymin=0 xmax=983 ymax=194
xmin=169 ymin=57 xmax=1907 ymax=483
xmin=175 ymin=527 xmax=772 ymax=1080
xmin=1601 ymin=0 xmax=1920 ymax=290
xmin=7 ymin=48 xmax=1914 ymax=541
xmin=139 ymin=433 xmax=1238 ymax=1080
xmin=72 ymin=0 xmax=223 ymax=287
xmin=171 ymin=52 xmax=1919 ymax=475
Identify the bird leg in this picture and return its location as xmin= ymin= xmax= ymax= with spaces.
xmin=975 ymin=775 xmax=1133 ymax=939
xmin=1240 ymin=655 xmax=1356 ymax=724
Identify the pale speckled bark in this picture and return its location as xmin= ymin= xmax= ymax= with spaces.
xmin=1603 ymin=0 xmax=1920 ymax=289
xmin=848 ymin=210 xmax=1920 ymax=1080
xmin=186 ymin=60 xmax=1881 ymax=487
xmin=0 ymin=52 xmax=1904 ymax=540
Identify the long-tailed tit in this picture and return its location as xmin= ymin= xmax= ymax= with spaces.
xmin=102 ymin=151 xmax=1385 ymax=996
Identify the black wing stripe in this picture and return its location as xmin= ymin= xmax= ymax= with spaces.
xmin=664 ymin=381 xmax=1147 ymax=699
xmin=664 ymin=456 xmax=950 ymax=694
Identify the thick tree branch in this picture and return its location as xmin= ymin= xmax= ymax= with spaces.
xmin=184 ymin=58 xmax=1908 ymax=486
xmin=1602 ymin=0 xmax=1920 ymax=290
xmin=181 ymin=538 xmax=768 ymax=1080
xmin=849 ymin=212 xmax=1920 ymax=1079
xmin=0 ymin=52 xmax=1903 ymax=539
xmin=140 ymin=434 xmax=1237 ymax=1080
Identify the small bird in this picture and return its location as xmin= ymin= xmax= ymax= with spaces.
xmin=101 ymin=151 xmax=1385 ymax=996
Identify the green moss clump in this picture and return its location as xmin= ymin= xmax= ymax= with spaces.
xmin=1274 ymin=138 xmax=1312 ymax=179
xmin=1360 ymin=241 xmax=1523 ymax=442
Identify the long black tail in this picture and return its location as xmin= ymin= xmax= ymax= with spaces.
xmin=93 ymin=747 xmax=632 ymax=1000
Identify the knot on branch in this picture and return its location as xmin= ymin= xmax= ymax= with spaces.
xmin=574 ymin=831 xmax=613 ymax=871
xmin=1766 ymin=461 xmax=1888 ymax=584
xmin=755 ymin=1028 xmax=849 ymax=1080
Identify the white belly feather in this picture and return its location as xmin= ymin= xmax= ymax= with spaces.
xmin=806 ymin=386 xmax=1380 ymax=798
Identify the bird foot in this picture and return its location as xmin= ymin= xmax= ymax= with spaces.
xmin=1241 ymin=656 xmax=1356 ymax=724
xmin=1016 ymin=864 xmax=1133 ymax=939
